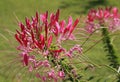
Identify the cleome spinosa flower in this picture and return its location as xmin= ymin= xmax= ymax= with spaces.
xmin=15 ymin=9 xmax=82 ymax=82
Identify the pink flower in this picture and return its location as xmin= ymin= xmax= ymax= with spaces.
xmin=48 ymin=70 xmax=56 ymax=79
xmin=58 ymin=71 xmax=65 ymax=78
xmin=87 ymin=9 xmax=96 ymax=22
xmin=15 ymin=9 xmax=80 ymax=81
xmin=66 ymin=45 xmax=82 ymax=58
xmin=42 ymin=60 xmax=50 ymax=67
xmin=85 ymin=7 xmax=120 ymax=33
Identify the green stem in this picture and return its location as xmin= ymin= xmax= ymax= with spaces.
xmin=81 ymin=29 xmax=98 ymax=47
xmin=101 ymin=27 xmax=119 ymax=69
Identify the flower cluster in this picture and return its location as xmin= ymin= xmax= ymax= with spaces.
xmin=15 ymin=10 xmax=82 ymax=81
xmin=85 ymin=7 xmax=120 ymax=33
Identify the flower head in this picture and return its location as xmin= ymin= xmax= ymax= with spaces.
xmin=15 ymin=9 xmax=81 ymax=81
xmin=85 ymin=7 xmax=120 ymax=33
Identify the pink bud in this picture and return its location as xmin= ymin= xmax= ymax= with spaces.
xmin=19 ymin=22 xmax=25 ymax=32
xmin=36 ymin=73 xmax=41 ymax=78
xmin=23 ymin=53 xmax=29 ymax=66
xmin=55 ymin=9 xmax=60 ymax=21
xmin=58 ymin=71 xmax=65 ymax=78
xmin=112 ymin=7 xmax=118 ymax=15
xmin=48 ymin=70 xmax=55 ymax=78
xmin=43 ymin=60 xmax=50 ymax=67
xmin=36 ymin=11 xmax=39 ymax=22
xmin=15 ymin=34 xmax=22 ymax=45
xmin=41 ymin=76 xmax=47 ymax=82
xmin=25 ymin=17 xmax=31 ymax=29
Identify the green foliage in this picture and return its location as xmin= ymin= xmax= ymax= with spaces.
xmin=101 ymin=28 xmax=119 ymax=69
xmin=1 ymin=0 xmax=120 ymax=82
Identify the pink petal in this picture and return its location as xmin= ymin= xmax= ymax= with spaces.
xmin=69 ymin=18 xmax=79 ymax=36
xmin=58 ymin=71 xmax=65 ymax=78
xmin=40 ymin=14 xmax=46 ymax=22
xmin=60 ymin=20 xmax=66 ymax=33
xmin=25 ymin=17 xmax=31 ymax=29
xmin=66 ymin=53 xmax=72 ymax=58
xmin=29 ymin=65 xmax=33 ymax=72
xmin=23 ymin=53 xmax=29 ymax=66
xmin=39 ymin=34 xmax=45 ymax=45
xmin=31 ymin=30 xmax=35 ymax=43
xmin=36 ymin=11 xmax=39 ymax=22
xmin=19 ymin=22 xmax=25 ymax=32
xmin=41 ymin=76 xmax=47 ymax=81
xmin=43 ymin=60 xmax=50 ymax=67
xmin=112 ymin=7 xmax=118 ymax=15
xmin=73 ymin=18 xmax=79 ymax=28
xmin=15 ymin=34 xmax=22 ymax=45
xmin=55 ymin=22 xmax=60 ymax=31
xmin=45 ymin=21 xmax=48 ymax=40
xmin=48 ymin=70 xmax=55 ymax=78
xmin=47 ymin=35 xmax=53 ymax=48
xmin=55 ymin=9 xmax=60 ymax=21
xmin=66 ymin=16 xmax=73 ymax=29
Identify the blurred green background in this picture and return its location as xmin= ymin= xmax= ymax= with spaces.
xmin=0 ymin=0 xmax=120 ymax=82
